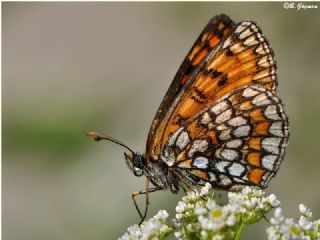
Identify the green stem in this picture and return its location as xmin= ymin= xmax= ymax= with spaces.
xmin=235 ymin=222 xmax=246 ymax=240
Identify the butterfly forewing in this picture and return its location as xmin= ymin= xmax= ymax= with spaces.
xmin=147 ymin=14 xmax=236 ymax=159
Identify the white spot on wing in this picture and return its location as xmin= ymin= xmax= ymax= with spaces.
xmin=258 ymin=55 xmax=274 ymax=67
xmin=239 ymin=28 xmax=253 ymax=39
xmin=252 ymin=93 xmax=271 ymax=106
xmin=221 ymin=149 xmax=238 ymax=161
xmin=226 ymin=139 xmax=243 ymax=148
xmin=230 ymin=43 xmax=247 ymax=54
xmin=235 ymin=25 xmax=246 ymax=34
xmin=233 ymin=178 xmax=245 ymax=183
xmin=222 ymin=37 xmax=232 ymax=49
xmin=264 ymin=105 xmax=281 ymax=120
xmin=193 ymin=157 xmax=209 ymax=169
xmin=262 ymin=138 xmax=282 ymax=154
xmin=217 ymin=124 xmax=228 ymax=131
xmin=209 ymin=172 xmax=217 ymax=181
xmin=216 ymin=109 xmax=232 ymax=124
xmin=201 ymin=112 xmax=212 ymax=125
xmin=235 ymin=21 xmax=251 ymax=33
xmin=215 ymin=161 xmax=229 ymax=173
xmin=242 ymin=87 xmax=260 ymax=98
xmin=233 ymin=125 xmax=251 ymax=137
xmin=251 ymin=24 xmax=259 ymax=33
xmin=220 ymin=175 xmax=232 ymax=186
xmin=269 ymin=122 xmax=284 ymax=137
xmin=228 ymin=163 xmax=246 ymax=177
xmin=252 ymin=85 xmax=267 ymax=91
xmin=211 ymin=100 xmax=229 ymax=115
xmin=219 ymin=128 xmax=232 ymax=141
xmin=176 ymin=131 xmax=189 ymax=150
xmin=244 ymin=35 xmax=259 ymax=46
xmin=188 ymin=140 xmax=208 ymax=157
xmin=228 ymin=116 xmax=247 ymax=127
xmin=256 ymin=43 xmax=270 ymax=55
xmin=262 ymin=155 xmax=277 ymax=171
xmin=256 ymin=32 xmax=263 ymax=42
xmin=167 ymin=127 xmax=183 ymax=146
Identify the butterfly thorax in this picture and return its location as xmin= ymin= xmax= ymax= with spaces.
xmin=125 ymin=151 xmax=180 ymax=193
xmin=145 ymin=157 xmax=181 ymax=193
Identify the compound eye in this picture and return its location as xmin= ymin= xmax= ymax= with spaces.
xmin=133 ymin=155 xmax=145 ymax=169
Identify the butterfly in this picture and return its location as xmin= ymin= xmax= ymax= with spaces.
xmin=87 ymin=14 xmax=289 ymax=223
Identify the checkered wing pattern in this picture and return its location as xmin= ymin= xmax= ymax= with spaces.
xmin=148 ymin=20 xmax=279 ymax=162
xmin=161 ymin=85 xmax=288 ymax=189
xmin=146 ymin=15 xmax=289 ymax=190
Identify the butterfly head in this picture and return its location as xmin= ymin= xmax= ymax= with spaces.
xmin=124 ymin=152 xmax=146 ymax=177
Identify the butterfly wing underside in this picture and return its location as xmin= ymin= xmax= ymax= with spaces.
xmin=148 ymin=18 xmax=279 ymax=160
xmin=162 ymin=85 xmax=289 ymax=189
xmin=146 ymin=15 xmax=288 ymax=190
xmin=147 ymin=14 xmax=236 ymax=158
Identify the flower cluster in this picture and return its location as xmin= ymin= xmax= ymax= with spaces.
xmin=266 ymin=204 xmax=320 ymax=240
xmin=119 ymin=210 xmax=172 ymax=240
xmin=174 ymin=183 xmax=280 ymax=239
xmin=119 ymin=184 xmax=319 ymax=240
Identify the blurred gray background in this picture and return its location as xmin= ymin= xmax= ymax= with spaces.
xmin=3 ymin=2 xmax=320 ymax=239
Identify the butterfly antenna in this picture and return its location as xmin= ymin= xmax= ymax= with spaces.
xmin=85 ymin=131 xmax=134 ymax=154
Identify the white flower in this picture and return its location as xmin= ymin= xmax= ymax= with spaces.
xmin=206 ymin=199 xmax=217 ymax=210
xmin=226 ymin=215 xmax=237 ymax=226
xmin=141 ymin=221 xmax=159 ymax=238
xmin=298 ymin=216 xmax=314 ymax=231
xmin=270 ymin=208 xmax=284 ymax=225
xmin=175 ymin=213 xmax=183 ymax=220
xmin=176 ymin=201 xmax=187 ymax=213
xmin=266 ymin=204 xmax=320 ymax=240
xmin=187 ymin=203 xmax=194 ymax=209
xmin=154 ymin=210 xmax=169 ymax=220
xmin=299 ymin=204 xmax=313 ymax=218
xmin=201 ymin=230 xmax=208 ymax=238
xmin=268 ymin=194 xmax=280 ymax=207
xmin=119 ymin=225 xmax=141 ymax=240
xmin=119 ymin=210 xmax=171 ymax=240
xmin=194 ymin=203 xmax=207 ymax=215
xmin=200 ymin=182 xmax=212 ymax=196
xmin=121 ymin=184 xmax=319 ymax=240
xmin=242 ymin=186 xmax=252 ymax=195
xmin=183 ymin=189 xmax=199 ymax=201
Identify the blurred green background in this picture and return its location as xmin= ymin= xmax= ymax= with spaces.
xmin=3 ymin=2 xmax=320 ymax=240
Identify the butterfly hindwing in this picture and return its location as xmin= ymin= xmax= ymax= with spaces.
xmin=161 ymin=85 xmax=288 ymax=190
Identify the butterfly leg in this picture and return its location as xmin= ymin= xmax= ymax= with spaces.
xmin=131 ymin=178 xmax=162 ymax=224
xmin=171 ymin=170 xmax=194 ymax=193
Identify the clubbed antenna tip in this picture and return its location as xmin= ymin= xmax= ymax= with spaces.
xmin=85 ymin=131 xmax=134 ymax=154
xmin=85 ymin=131 xmax=103 ymax=141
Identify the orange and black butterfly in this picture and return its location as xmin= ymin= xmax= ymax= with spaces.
xmin=87 ymin=14 xmax=289 ymax=223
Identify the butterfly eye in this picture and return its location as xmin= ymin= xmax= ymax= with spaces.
xmin=133 ymin=154 xmax=145 ymax=169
